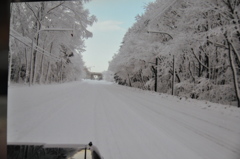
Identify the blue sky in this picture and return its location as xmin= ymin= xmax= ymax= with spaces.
xmin=82 ymin=0 xmax=155 ymax=72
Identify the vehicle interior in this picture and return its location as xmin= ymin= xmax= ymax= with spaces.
xmin=7 ymin=142 xmax=102 ymax=159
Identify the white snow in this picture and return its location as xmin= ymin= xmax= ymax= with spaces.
xmin=7 ymin=80 xmax=240 ymax=159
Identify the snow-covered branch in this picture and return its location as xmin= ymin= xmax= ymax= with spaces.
xmin=25 ymin=3 xmax=42 ymax=27
xmin=147 ymin=30 xmax=173 ymax=39
xmin=45 ymin=1 xmax=65 ymax=16
xmin=10 ymin=1 xmax=96 ymax=85
xmin=191 ymin=48 xmax=209 ymax=70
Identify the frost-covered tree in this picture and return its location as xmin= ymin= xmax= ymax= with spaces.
xmin=9 ymin=1 xmax=96 ymax=85
xmin=108 ymin=0 xmax=240 ymax=107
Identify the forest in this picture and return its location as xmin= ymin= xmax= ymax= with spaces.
xmin=9 ymin=0 xmax=96 ymax=85
xmin=108 ymin=0 xmax=240 ymax=107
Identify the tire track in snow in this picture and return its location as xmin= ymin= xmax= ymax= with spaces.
xmin=100 ymin=85 xmax=202 ymax=159
xmin=92 ymin=84 xmax=121 ymax=159
xmin=104 ymin=85 xmax=240 ymax=159
xmin=111 ymin=85 xmax=240 ymax=135
xmin=124 ymin=92 xmax=240 ymax=157
xmin=100 ymin=92 xmax=123 ymax=159
xmin=97 ymin=86 xmax=145 ymax=159
xmin=8 ymin=81 xmax=240 ymax=159
xmin=125 ymin=94 xmax=239 ymax=158
xmin=113 ymin=85 xmax=240 ymax=133
xmin=92 ymin=83 xmax=131 ymax=159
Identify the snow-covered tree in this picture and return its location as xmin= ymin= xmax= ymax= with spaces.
xmin=108 ymin=0 xmax=240 ymax=107
xmin=9 ymin=1 xmax=96 ymax=85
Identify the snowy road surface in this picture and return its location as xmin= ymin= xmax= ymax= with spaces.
xmin=8 ymin=80 xmax=240 ymax=159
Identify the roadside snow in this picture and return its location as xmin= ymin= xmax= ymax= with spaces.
xmin=8 ymin=80 xmax=240 ymax=159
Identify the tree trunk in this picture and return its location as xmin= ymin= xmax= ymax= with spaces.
xmin=24 ymin=48 xmax=28 ymax=84
xmin=46 ymin=62 xmax=50 ymax=83
xmin=139 ymin=71 xmax=145 ymax=90
xmin=189 ymin=62 xmax=195 ymax=82
xmin=32 ymin=51 xmax=38 ymax=84
xmin=8 ymin=48 xmax=12 ymax=86
xmin=127 ymin=73 xmax=132 ymax=87
xmin=199 ymin=51 xmax=202 ymax=77
xmin=32 ymin=5 xmax=43 ymax=85
xmin=155 ymin=58 xmax=158 ymax=92
xmin=17 ymin=57 xmax=21 ymax=83
xmin=45 ymin=42 xmax=53 ymax=83
xmin=60 ymin=60 xmax=63 ymax=83
xmin=29 ymin=42 xmax=33 ymax=86
xmin=214 ymin=46 xmax=219 ymax=84
xmin=227 ymin=38 xmax=240 ymax=107
xmin=57 ymin=63 xmax=61 ymax=83
xmin=205 ymin=53 xmax=209 ymax=78
xmin=39 ymin=54 xmax=44 ymax=84
xmin=172 ymin=55 xmax=175 ymax=96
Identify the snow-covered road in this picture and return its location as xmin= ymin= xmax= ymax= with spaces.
xmin=8 ymin=80 xmax=240 ymax=159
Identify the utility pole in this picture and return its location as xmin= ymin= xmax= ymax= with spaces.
xmin=60 ymin=59 xmax=63 ymax=83
xmin=8 ymin=51 xmax=12 ymax=86
xmin=29 ymin=27 xmax=74 ymax=86
xmin=155 ymin=58 xmax=158 ymax=92
xmin=150 ymin=57 xmax=158 ymax=92
xmin=29 ymin=41 xmax=34 ymax=86
xmin=172 ymin=55 xmax=175 ymax=95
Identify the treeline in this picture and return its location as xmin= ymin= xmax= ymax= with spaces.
xmin=9 ymin=1 xmax=96 ymax=85
xmin=108 ymin=0 xmax=240 ymax=107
